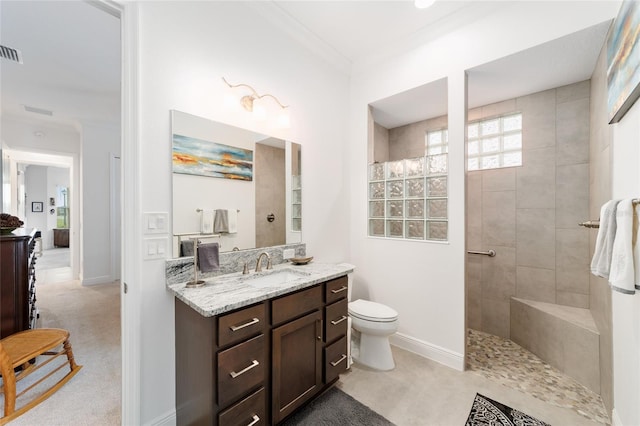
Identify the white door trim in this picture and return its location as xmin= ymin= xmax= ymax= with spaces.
xmin=119 ymin=2 xmax=141 ymax=425
xmin=91 ymin=0 xmax=141 ymax=424
xmin=109 ymin=153 xmax=121 ymax=282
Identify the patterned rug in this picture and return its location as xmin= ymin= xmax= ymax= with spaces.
xmin=466 ymin=393 xmax=550 ymax=426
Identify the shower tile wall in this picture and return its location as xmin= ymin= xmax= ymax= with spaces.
xmin=588 ymin=42 xmax=613 ymax=412
xmin=466 ymin=81 xmax=591 ymax=338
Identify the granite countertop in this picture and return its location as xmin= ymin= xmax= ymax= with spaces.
xmin=167 ymin=262 xmax=355 ymax=317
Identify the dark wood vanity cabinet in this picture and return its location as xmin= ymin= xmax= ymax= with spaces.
xmin=175 ymin=275 xmax=349 ymax=426
xmin=0 ymin=229 xmax=38 ymax=338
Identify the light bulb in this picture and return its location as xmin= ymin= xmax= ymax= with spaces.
xmin=277 ymin=110 xmax=291 ymax=129
xmin=224 ymin=93 xmax=241 ymax=111
xmin=252 ymin=103 xmax=266 ymax=121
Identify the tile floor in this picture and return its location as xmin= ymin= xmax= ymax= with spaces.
xmin=466 ymin=329 xmax=609 ymax=425
xmin=338 ymin=334 xmax=608 ymax=426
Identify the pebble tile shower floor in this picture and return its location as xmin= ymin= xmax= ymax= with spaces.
xmin=466 ymin=329 xmax=610 ymax=425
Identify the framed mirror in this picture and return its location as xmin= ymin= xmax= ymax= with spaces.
xmin=171 ymin=110 xmax=301 ymax=258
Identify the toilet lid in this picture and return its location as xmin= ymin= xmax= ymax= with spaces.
xmin=349 ymin=299 xmax=398 ymax=322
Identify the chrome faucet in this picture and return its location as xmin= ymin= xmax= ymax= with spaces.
xmin=255 ymin=252 xmax=272 ymax=272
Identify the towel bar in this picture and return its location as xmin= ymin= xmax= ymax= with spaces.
xmin=578 ymin=199 xmax=640 ymax=229
xmin=578 ymin=220 xmax=600 ymax=229
xmin=467 ymin=249 xmax=496 ymax=257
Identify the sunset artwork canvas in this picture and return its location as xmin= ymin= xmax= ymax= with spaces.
xmin=172 ymin=134 xmax=253 ymax=181
xmin=607 ymin=0 xmax=640 ymax=123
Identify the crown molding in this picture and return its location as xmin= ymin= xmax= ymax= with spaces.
xmin=244 ymin=2 xmax=352 ymax=76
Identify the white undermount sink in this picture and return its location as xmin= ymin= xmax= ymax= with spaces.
xmin=244 ymin=269 xmax=310 ymax=288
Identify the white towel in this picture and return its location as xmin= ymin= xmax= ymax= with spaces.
xmin=591 ymin=200 xmax=620 ymax=279
xmin=609 ymin=199 xmax=638 ymax=294
xmin=227 ymin=209 xmax=238 ymax=234
xmin=213 ymin=209 xmax=238 ymax=234
xmin=200 ymin=210 xmax=214 ymax=234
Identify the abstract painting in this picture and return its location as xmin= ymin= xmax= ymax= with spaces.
xmin=172 ymin=134 xmax=253 ymax=181
xmin=607 ymin=0 xmax=640 ymax=123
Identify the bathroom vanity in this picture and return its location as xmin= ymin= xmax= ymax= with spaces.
xmin=167 ymin=262 xmax=354 ymax=425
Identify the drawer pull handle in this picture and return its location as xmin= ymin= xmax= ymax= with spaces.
xmin=330 ymin=354 xmax=347 ymax=367
xmin=247 ymin=414 xmax=260 ymax=426
xmin=330 ymin=316 xmax=348 ymax=325
xmin=230 ymin=317 xmax=260 ymax=331
xmin=230 ymin=360 xmax=259 ymax=378
xmin=331 ymin=286 xmax=348 ymax=294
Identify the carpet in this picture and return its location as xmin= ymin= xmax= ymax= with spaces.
xmin=466 ymin=393 xmax=550 ymax=426
xmin=280 ymin=387 xmax=394 ymax=426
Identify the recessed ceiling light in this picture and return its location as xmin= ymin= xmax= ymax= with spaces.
xmin=415 ymin=0 xmax=436 ymax=9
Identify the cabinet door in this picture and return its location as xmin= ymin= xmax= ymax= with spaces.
xmin=272 ymin=310 xmax=322 ymax=423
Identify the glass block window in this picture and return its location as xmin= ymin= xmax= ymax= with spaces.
xmin=467 ymin=113 xmax=522 ymax=171
xmin=367 ymin=129 xmax=448 ymax=242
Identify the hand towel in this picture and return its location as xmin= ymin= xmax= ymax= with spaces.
xmin=227 ymin=209 xmax=238 ymax=234
xmin=591 ymin=200 xmax=620 ymax=278
xmin=201 ymin=210 xmax=214 ymax=234
xmin=213 ymin=209 xmax=229 ymax=233
xmin=180 ymin=240 xmax=196 ymax=257
xmin=609 ymin=199 xmax=637 ymax=294
xmin=197 ymin=242 xmax=220 ymax=273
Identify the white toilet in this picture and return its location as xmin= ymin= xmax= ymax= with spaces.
xmin=347 ymin=277 xmax=399 ymax=371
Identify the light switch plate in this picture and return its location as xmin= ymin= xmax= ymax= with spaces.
xmin=283 ymin=248 xmax=295 ymax=259
xmin=143 ymin=212 xmax=169 ymax=234
xmin=144 ymin=237 xmax=168 ymax=260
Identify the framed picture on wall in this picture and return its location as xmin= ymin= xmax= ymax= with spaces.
xmin=607 ymin=0 xmax=640 ymax=123
xmin=32 ymin=201 xmax=43 ymax=213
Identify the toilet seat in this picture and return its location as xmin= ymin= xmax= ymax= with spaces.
xmin=349 ymin=299 xmax=398 ymax=323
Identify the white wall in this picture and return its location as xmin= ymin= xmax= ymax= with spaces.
xmin=610 ymin=99 xmax=640 ymax=426
xmin=80 ymin=122 xmax=120 ymax=285
xmin=348 ymin=3 xmax=620 ymax=369
xmin=23 ymin=165 xmax=70 ymax=249
xmin=24 ymin=165 xmax=48 ymax=236
xmin=47 ymin=167 xmax=70 ymax=249
xmin=134 ymin=2 xmax=350 ymax=423
xmin=1 ymin=119 xmax=81 ymax=275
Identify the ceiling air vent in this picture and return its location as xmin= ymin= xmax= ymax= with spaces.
xmin=24 ymin=105 xmax=53 ymax=116
xmin=0 ymin=45 xmax=23 ymax=64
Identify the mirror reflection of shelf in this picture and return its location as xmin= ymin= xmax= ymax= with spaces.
xmin=291 ymin=175 xmax=301 ymax=231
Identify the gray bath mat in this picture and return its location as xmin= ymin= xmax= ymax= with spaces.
xmin=280 ymin=387 xmax=394 ymax=425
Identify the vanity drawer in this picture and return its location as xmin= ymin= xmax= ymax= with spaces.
xmin=218 ymin=334 xmax=265 ymax=408
xmin=324 ymin=335 xmax=348 ymax=383
xmin=325 ymin=276 xmax=348 ymax=304
xmin=219 ymin=303 xmax=266 ymax=348
xmin=272 ymin=285 xmax=322 ymax=326
xmin=325 ymin=299 xmax=348 ymax=343
xmin=218 ymin=387 xmax=266 ymax=426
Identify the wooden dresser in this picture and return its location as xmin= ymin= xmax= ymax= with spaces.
xmin=0 ymin=228 xmax=38 ymax=338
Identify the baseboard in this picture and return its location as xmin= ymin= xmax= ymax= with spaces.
xmin=147 ymin=409 xmax=176 ymax=426
xmin=389 ymin=332 xmax=464 ymax=371
xmin=611 ymin=408 xmax=623 ymax=426
xmin=81 ymin=275 xmax=113 ymax=286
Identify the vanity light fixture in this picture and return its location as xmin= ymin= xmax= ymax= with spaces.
xmin=222 ymin=77 xmax=290 ymax=127
xmin=414 ymin=0 xmax=436 ymax=8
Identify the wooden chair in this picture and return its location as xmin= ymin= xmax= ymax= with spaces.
xmin=0 ymin=328 xmax=82 ymax=425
